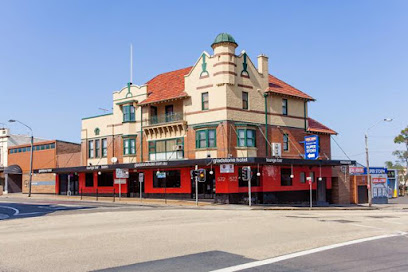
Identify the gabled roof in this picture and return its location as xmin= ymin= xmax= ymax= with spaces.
xmin=308 ymin=118 xmax=337 ymax=135
xmin=267 ymin=74 xmax=315 ymax=101
xmin=139 ymin=67 xmax=192 ymax=105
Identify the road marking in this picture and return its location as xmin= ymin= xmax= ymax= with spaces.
xmin=0 ymin=206 xmax=20 ymax=216
xmin=350 ymin=223 xmax=384 ymax=230
xmin=210 ymin=233 xmax=401 ymax=272
xmin=0 ymin=213 xmax=10 ymax=220
xmin=17 ymin=212 xmax=47 ymax=216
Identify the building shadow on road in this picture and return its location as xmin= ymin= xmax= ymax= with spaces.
xmin=94 ymin=251 xmax=255 ymax=272
xmin=0 ymin=202 xmax=95 ymax=221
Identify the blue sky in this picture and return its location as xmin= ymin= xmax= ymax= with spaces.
xmin=1 ymin=0 xmax=407 ymax=166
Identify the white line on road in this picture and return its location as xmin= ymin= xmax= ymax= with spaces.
xmin=0 ymin=213 xmax=10 ymax=220
xmin=0 ymin=206 xmax=20 ymax=216
xmin=210 ymin=233 xmax=402 ymax=272
xmin=17 ymin=212 xmax=47 ymax=216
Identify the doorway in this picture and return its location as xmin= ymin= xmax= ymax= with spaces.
xmin=191 ymin=170 xmax=215 ymax=199
xmin=317 ymin=177 xmax=327 ymax=205
xmin=59 ymin=174 xmax=79 ymax=195
xmin=128 ymin=172 xmax=144 ymax=197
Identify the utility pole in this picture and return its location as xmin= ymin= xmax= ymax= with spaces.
xmin=365 ymin=133 xmax=372 ymax=207
xmin=8 ymin=119 xmax=33 ymax=197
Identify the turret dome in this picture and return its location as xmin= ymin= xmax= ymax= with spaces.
xmin=211 ymin=33 xmax=238 ymax=48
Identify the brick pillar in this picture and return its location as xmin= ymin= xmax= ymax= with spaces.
xmin=332 ymin=166 xmax=351 ymax=204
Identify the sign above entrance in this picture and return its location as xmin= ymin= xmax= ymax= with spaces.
xmin=220 ymin=164 xmax=234 ymax=173
xmin=116 ymin=169 xmax=129 ymax=179
xmin=304 ymin=135 xmax=319 ymax=160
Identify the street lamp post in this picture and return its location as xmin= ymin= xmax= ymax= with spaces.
xmin=365 ymin=118 xmax=392 ymax=207
xmin=8 ymin=119 xmax=34 ymax=197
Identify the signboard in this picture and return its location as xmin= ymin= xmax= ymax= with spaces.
xmin=139 ymin=172 xmax=144 ymax=183
xmin=349 ymin=166 xmax=364 ymax=175
xmin=156 ymin=171 xmax=166 ymax=179
xmin=306 ymin=176 xmax=312 ymax=185
xmin=114 ymin=179 xmax=126 ymax=185
xmin=304 ymin=135 xmax=319 ymax=160
xmin=116 ymin=168 xmax=129 ymax=179
xmin=220 ymin=164 xmax=234 ymax=173
xmin=364 ymin=167 xmax=388 ymax=203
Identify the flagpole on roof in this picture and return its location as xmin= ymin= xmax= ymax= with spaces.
xmin=130 ymin=43 xmax=133 ymax=84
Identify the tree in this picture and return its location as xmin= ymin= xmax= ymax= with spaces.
xmin=390 ymin=126 xmax=408 ymax=194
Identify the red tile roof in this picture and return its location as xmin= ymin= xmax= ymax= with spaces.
xmin=308 ymin=118 xmax=337 ymax=135
xmin=267 ymin=74 xmax=315 ymax=101
xmin=139 ymin=67 xmax=315 ymax=105
xmin=139 ymin=67 xmax=192 ymax=105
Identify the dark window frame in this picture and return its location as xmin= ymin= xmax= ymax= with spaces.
xmin=283 ymin=133 xmax=289 ymax=151
xmin=282 ymin=98 xmax=288 ymax=115
xmin=242 ymin=91 xmax=249 ymax=110
xmin=202 ymin=92 xmax=209 ymax=110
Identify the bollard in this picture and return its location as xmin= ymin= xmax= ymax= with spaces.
xmin=80 ymin=188 xmax=82 ymax=200
xmin=113 ymin=188 xmax=115 ymax=203
xmin=96 ymin=188 xmax=98 ymax=201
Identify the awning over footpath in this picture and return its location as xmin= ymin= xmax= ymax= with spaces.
xmin=33 ymin=158 xmax=356 ymax=174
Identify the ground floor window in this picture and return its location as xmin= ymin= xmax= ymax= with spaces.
xmin=153 ymin=170 xmax=181 ymax=188
xmin=97 ymin=172 xmax=113 ymax=187
xmin=238 ymin=167 xmax=260 ymax=187
xmin=149 ymin=138 xmax=184 ymax=161
xmin=281 ymin=168 xmax=292 ymax=186
xmin=85 ymin=173 xmax=94 ymax=187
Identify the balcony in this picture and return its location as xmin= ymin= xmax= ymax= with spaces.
xmin=143 ymin=112 xmax=184 ymax=126
xmin=142 ymin=112 xmax=187 ymax=140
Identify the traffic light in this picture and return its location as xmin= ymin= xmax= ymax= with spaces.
xmin=242 ymin=166 xmax=251 ymax=181
xmin=198 ymin=169 xmax=206 ymax=182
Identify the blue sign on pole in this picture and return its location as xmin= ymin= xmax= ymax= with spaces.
xmin=304 ymin=135 xmax=319 ymax=160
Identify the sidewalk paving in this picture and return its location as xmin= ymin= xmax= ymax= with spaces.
xmin=2 ymin=193 xmax=408 ymax=211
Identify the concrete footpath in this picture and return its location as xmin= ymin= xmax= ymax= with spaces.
xmin=2 ymin=193 xmax=408 ymax=210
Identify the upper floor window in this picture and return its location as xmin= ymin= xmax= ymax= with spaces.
xmin=283 ymin=133 xmax=289 ymax=151
xmin=282 ymin=99 xmax=288 ymax=115
xmin=123 ymin=105 xmax=135 ymax=122
xmin=237 ymin=129 xmax=256 ymax=147
xmin=149 ymin=138 xmax=184 ymax=161
xmin=196 ymin=129 xmax=216 ymax=149
xmin=95 ymin=139 xmax=100 ymax=158
xmin=123 ymin=138 xmax=136 ymax=155
xmin=242 ymin=91 xmax=249 ymax=110
xmin=202 ymin=92 xmax=209 ymax=110
xmin=102 ymin=138 xmax=108 ymax=157
xmin=88 ymin=140 xmax=94 ymax=158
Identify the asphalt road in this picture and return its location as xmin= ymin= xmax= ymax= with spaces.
xmin=0 ymin=196 xmax=408 ymax=272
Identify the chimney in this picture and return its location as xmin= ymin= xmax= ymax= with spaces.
xmin=257 ymin=54 xmax=269 ymax=76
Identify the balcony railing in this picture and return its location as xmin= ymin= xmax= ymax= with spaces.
xmin=143 ymin=112 xmax=184 ymax=126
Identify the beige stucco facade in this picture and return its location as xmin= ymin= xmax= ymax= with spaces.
xmin=81 ymin=35 xmax=320 ymax=166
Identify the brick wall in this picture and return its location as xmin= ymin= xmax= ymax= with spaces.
xmin=56 ymin=141 xmax=81 ymax=155
xmin=22 ymin=172 xmax=56 ymax=194
xmin=56 ymin=152 xmax=81 ymax=168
